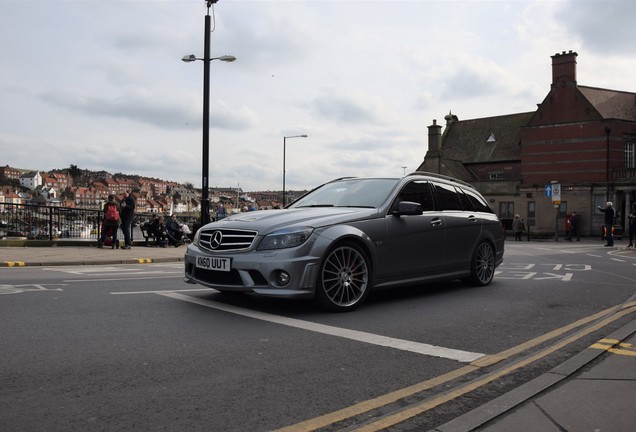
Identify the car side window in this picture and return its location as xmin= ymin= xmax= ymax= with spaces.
xmin=462 ymin=187 xmax=494 ymax=213
xmin=455 ymin=186 xmax=474 ymax=211
xmin=432 ymin=182 xmax=463 ymax=211
xmin=393 ymin=181 xmax=435 ymax=212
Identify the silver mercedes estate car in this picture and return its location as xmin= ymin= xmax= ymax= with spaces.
xmin=184 ymin=172 xmax=505 ymax=312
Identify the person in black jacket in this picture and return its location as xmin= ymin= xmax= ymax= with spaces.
xmin=148 ymin=215 xmax=168 ymax=247
xmin=566 ymin=211 xmax=580 ymax=242
xmin=598 ymin=201 xmax=615 ymax=247
xmin=628 ymin=203 xmax=636 ymax=248
xmin=119 ymin=191 xmax=136 ymax=250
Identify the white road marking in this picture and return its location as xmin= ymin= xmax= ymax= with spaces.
xmin=66 ymin=275 xmax=181 ymax=283
xmin=42 ymin=264 xmax=182 ymax=282
xmin=112 ymin=288 xmax=213 ymax=294
xmin=157 ymin=292 xmax=485 ymax=363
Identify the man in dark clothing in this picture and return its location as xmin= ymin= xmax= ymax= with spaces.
xmin=120 ymin=191 xmax=136 ymax=250
xmin=628 ymin=203 xmax=636 ymax=248
xmin=598 ymin=201 xmax=615 ymax=246
xmin=567 ymin=211 xmax=580 ymax=241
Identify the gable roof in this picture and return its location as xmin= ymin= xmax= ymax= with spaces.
xmin=441 ymin=112 xmax=534 ymax=163
xmin=578 ymin=86 xmax=636 ymax=121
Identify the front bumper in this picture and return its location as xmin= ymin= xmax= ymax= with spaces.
xmin=183 ymin=242 xmax=320 ymax=299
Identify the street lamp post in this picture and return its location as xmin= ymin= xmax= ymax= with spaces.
xmin=182 ymin=0 xmax=235 ymax=226
xmin=605 ymin=126 xmax=611 ymax=202
xmin=282 ymin=134 xmax=308 ymax=207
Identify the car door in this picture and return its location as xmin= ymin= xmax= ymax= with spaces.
xmin=379 ymin=180 xmax=446 ymax=280
xmin=431 ymin=182 xmax=482 ymax=271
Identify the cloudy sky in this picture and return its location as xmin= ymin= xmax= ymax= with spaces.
xmin=1 ymin=0 xmax=635 ymax=192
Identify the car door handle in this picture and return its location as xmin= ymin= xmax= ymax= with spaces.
xmin=431 ymin=218 xmax=443 ymax=226
xmin=468 ymin=215 xmax=477 ymax=222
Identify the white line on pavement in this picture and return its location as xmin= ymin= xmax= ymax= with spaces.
xmin=158 ymin=291 xmax=485 ymax=363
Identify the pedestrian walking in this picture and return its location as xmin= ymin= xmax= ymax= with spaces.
xmin=598 ymin=201 xmax=615 ymax=247
xmin=119 ymin=191 xmax=136 ymax=250
xmin=628 ymin=203 xmax=636 ymax=248
xmin=512 ymin=214 xmax=525 ymax=241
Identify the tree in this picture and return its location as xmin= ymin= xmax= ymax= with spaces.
xmin=68 ymin=164 xmax=82 ymax=180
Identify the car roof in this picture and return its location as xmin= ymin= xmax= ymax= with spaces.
xmin=328 ymin=172 xmax=475 ymax=190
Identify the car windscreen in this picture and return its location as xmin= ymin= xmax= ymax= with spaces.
xmin=290 ymin=178 xmax=400 ymax=209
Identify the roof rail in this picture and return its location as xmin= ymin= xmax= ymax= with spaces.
xmin=405 ymin=171 xmax=474 ymax=189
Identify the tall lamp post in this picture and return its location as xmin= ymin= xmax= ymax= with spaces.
xmin=283 ymin=134 xmax=308 ymax=207
xmin=182 ymin=0 xmax=235 ymax=226
xmin=605 ymin=126 xmax=611 ymax=202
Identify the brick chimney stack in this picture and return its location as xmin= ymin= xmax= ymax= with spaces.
xmin=551 ymin=50 xmax=578 ymax=88
xmin=428 ymin=119 xmax=442 ymax=153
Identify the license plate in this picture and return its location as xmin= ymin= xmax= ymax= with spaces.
xmin=196 ymin=255 xmax=231 ymax=272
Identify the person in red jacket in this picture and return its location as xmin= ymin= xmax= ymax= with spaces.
xmin=98 ymin=195 xmax=120 ymax=249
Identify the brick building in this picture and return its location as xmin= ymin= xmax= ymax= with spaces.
xmin=0 ymin=165 xmax=22 ymax=181
xmin=418 ymin=51 xmax=636 ymax=237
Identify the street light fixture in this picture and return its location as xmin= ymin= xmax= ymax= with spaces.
xmin=283 ymin=134 xmax=308 ymax=207
xmin=182 ymin=0 xmax=235 ymax=227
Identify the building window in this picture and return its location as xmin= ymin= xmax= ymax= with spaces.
xmin=625 ymin=139 xmax=635 ymax=169
xmin=499 ymin=202 xmax=514 ymax=219
xmin=594 ymin=195 xmax=607 ymax=211
xmin=489 ymin=172 xmax=503 ymax=180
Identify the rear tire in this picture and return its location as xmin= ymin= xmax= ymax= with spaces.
xmin=315 ymin=242 xmax=371 ymax=312
xmin=467 ymin=241 xmax=495 ymax=286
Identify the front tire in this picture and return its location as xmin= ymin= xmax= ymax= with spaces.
xmin=468 ymin=241 xmax=495 ymax=286
xmin=315 ymin=242 xmax=371 ymax=312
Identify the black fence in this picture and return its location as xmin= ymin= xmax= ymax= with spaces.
xmin=1 ymin=203 xmax=101 ymax=240
xmin=0 ymin=203 xmax=195 ymax=241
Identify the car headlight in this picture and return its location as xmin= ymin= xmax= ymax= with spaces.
xmin=257 ymin=227 xmax=314 ymax=251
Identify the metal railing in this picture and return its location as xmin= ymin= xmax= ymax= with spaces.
xmin=0 ymin=203 xmax=101 ymax=240
xmin=1 ymin=202 xmax=197 ymax=241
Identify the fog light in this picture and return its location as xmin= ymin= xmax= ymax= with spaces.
xmin=276 ymin=271 xmax=290 ymax=286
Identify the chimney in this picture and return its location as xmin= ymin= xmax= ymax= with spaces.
xmin=551 ymin=50 xmax=578 ymax=88
xmin=428 ymin=119 xmax=442 ymax=153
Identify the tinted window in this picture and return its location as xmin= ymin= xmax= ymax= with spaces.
xmin=455 ymin=187 xmax=474 ymax=211
xmin=432 ymin=182 xmax=463 ymax=211
xmin=393 ymin=181 xmax=435 ymax=211
xmin=463 ymin=187 xmax=494 ymax=213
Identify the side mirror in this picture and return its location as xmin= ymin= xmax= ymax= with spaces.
xmin=392 ymin=201 xmax=423 ymax=216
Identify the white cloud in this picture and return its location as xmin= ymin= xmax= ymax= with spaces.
xmin=1 ymin=0 xmax=635 ymax=191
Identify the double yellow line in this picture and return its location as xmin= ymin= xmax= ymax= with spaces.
xmin=275 ymin=302 xmax=636 ymax=432
xmin=591 ymin=338 xmax=636 ymax=356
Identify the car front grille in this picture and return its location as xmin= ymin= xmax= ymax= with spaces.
xmin=198 ymin=228 xmax=257 ymax=252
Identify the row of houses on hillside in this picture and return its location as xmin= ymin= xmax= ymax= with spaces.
xmin=418 ymin=51 xmax=636 ymax=237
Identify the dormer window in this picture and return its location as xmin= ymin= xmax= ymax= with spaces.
xmin=487 ymin=133 xmax=496 ymax=142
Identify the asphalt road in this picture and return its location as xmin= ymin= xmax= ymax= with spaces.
xmin=1 ymin=242 xmax=635 ymax=431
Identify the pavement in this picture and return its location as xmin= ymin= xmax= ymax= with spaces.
xmin=0 ymin=239 xmax=185 ymax=267
xmin=1 ymin=239 xmax=635 ymax=431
